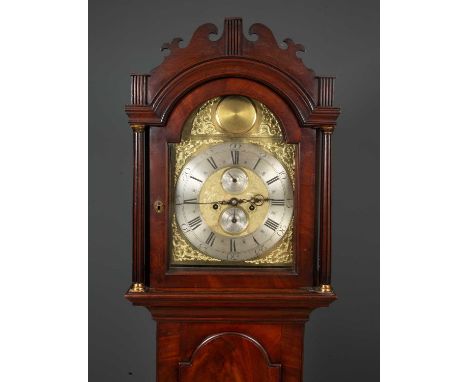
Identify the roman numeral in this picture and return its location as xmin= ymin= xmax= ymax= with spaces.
xmin=188 ymin=216 xmax=202 ymax=230
xmin=183 ymin=198 xmax=198 ymax=204
xmin=190 ymin=176 xmax=203 ymax=183
xmin=266 ymin=175 xmax=279 ymax=185
xmin=231 ymin=150 xmax=239 ymax=165
xmin=207 ymin=156 xmax=218 ymax=169
xmin=252 ymin=236 xmax=260 ymax=245
xmin=264 ymin=218 xmax=279 ymax=231
xmin=253 ymin=158 xmax=261 ymax=170
xmin=205 ymin=232 xmax=215 ymax=246
xmin=230 ymin=239 xmax=237 ymax=252
xmin=270 ymin=199 xmax=285 ymax=206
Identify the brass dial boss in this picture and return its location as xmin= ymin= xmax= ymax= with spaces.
xmin=215 ymin=96 xmax=257 ymax=134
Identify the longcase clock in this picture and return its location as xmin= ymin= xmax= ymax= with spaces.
xmin=125 ymin=18 xmax=340 ymax=382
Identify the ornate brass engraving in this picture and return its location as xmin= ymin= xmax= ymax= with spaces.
xmin=191 ymin=97 xmax=284 ymax=139
xmin=198 ymin=167 xmax=270 ymax=237
xmin=173 ymin=137 xmax=224 ymax=180
xmin=171 ymin=215 xmax=221 ymax=263
xmin=257 ymin=103 xmax=282 ymax=137
xmin=171 ymin=96 xmax=296 ymax=265
xmin=191 ymin=97 xmax=223 ymax=136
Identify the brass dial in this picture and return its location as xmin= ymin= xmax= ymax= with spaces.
xmin=174 ymin=142 xmax=293 ymax=261
xmin=220 ymin=207 xmax=248 ymax=234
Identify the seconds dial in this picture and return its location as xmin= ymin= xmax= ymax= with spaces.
xmin=175 ymin=142 xmax=294 ymax=261
xmin=220 ymin=207 xmax=249 ymax=234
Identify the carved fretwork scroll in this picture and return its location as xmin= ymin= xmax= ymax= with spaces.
xmin=126 ymin=18 xmax=340 ymax=128
xmin=153 ymin=18 xmax=314 ymax=101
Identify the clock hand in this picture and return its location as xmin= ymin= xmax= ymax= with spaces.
xmin=176 ymin=197 xmax=252 ymax=206
xmin=177 ymin=194 xmax=288 ymax=207
xmin=176 ymin=200 xmax=227 ymax=205
xmin=227 ymin=172 xmax=238 ymax=183
xmin=232 ymin=209 xmax=237 ymax=223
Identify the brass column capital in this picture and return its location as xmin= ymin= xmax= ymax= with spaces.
xmin=131 ymin=124 xmax=145 ymax=132
xmin=319 ymin=284 xmax=334 ymax=293
xmin=129 ymin=282 xmax=145 ymax=293
xmin=320 ymin=125 xmax=335 ymax=134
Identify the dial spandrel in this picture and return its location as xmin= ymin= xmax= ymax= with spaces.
xmin=174 ymin=142 xmax=293 ymax=261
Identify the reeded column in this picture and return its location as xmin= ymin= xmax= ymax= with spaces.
xmin=318 ymin=125 xmax=335 ymax=293
xmin=129 ymin=124 xmax=146 ymax=293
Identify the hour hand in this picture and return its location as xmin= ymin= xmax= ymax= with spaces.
xmin=238 ymin=194 xmax=269 ymax=206
xmin=177 ymin=198 xmax=199 ymax=205
xmin=177 ymin=197 xmax=254 ymax=206
xmin=227 ymin=172 xmax=236 ymax=181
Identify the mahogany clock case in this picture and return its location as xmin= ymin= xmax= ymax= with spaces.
xmin=89 ymin=1 xmax=379 ymax=382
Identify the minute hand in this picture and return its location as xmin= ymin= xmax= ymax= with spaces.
xmin=176 ymin=200 xmax=225 ymax=205
xmin=176 ymin=195 xmax=270 ymax=206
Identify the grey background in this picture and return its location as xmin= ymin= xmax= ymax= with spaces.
xmin=89 ymin=0 xmax=379 ymax=381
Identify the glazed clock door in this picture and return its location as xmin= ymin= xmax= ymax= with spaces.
xmin=174 ymin=142 xmax=294 ymax=261
xmin=170 ymin=95 xmax=297 ymax=267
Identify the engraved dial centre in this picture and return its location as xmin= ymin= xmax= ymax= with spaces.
xmin=198 ymin=164 xmax=270 ymax=238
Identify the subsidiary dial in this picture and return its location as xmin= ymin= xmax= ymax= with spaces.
xmin=221 ymin=167 xmax=248 ymax=194
xmin=219 ymin=207 xmax=248 ymax=234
